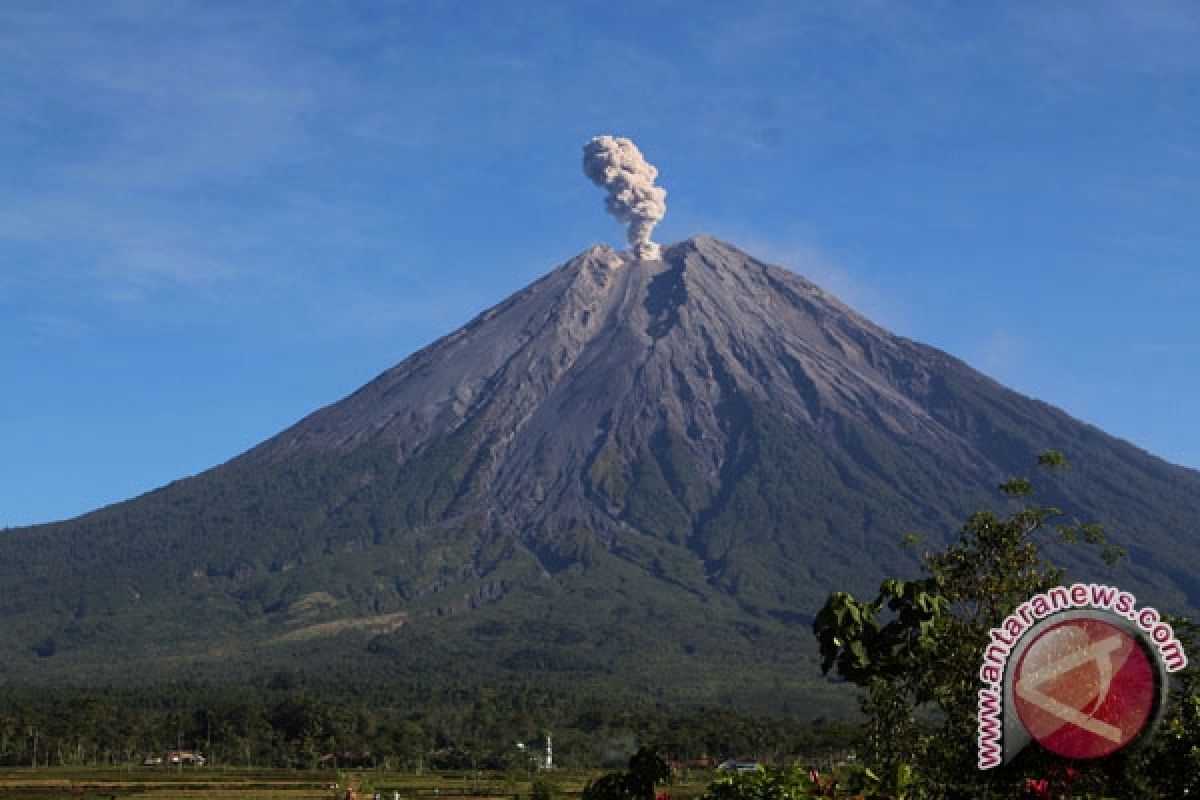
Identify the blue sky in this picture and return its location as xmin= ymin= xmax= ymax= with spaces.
xmin=3 ymin=1 xmax=1198 ymax=527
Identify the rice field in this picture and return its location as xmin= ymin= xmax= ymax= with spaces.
xmin=0 ymin=767 xmax=710 ymax=800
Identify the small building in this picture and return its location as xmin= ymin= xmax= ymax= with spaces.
xmin=164 ymin=750 xmax=207 ymax=766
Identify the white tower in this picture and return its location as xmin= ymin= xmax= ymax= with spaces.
xmin=544 ymin=732 xmax=553 ymax=770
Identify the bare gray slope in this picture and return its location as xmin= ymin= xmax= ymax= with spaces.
xmin=248 ymin=237 xmax=997 ymax=530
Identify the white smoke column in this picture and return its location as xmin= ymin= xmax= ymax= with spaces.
xmin=582 ymin=135 xmax=667 ymax=260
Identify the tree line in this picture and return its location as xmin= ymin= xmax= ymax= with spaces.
xmin=0 ymin=679 xmax=858 ymax=771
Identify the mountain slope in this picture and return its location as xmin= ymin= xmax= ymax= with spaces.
xmin=1 ymin=236 xmax=1197 ymax=707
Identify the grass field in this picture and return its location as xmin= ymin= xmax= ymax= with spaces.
xmin=0 ymin=767 xmax=714 ymax=800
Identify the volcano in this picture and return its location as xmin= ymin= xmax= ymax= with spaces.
xmin=2 ymin=237 xmax=1196 ymax=707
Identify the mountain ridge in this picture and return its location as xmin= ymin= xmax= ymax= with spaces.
xmin=1 ymin=236 xmax=1196 ymax=707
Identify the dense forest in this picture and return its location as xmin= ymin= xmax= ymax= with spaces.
xmin=0 ymin=678 xmax=858 ymax=770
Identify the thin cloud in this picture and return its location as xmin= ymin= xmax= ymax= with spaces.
xmin=1 ymin=195 xmax=239 ymax=294
xmin=1 ymin=5 xmax=317 ymax=182
xmin=1004 ymin=1 xmax=1200 ymax=93
xmin=714 ymin=227 xmax=914 ymax=335
xmin=0 ymin=3 xmax=322 ymax=310
xmin=1121 ymin=342 xmax=1174 ymax=355
xmin=19 ymin=312 xmax=92 ymax=343
xmin=974 ymin=328 xmax=1024 ymax=383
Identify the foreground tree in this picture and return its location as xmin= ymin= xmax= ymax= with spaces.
xmin=1127 ymin=617 xmax=1200 ymax=796
xmin=582 ymin=746 xmax=670 ymax=800
xmin=702 ymin=765 xmax=830 ymax=800
xmin=813 ymin=452 xmax=1129 ymax=797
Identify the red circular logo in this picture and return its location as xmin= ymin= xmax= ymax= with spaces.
xmin=1013 ymin=618 xmax=1155 ymax=759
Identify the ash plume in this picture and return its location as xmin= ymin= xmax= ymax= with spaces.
xmin=582 ymin=135 xmax=667 ymax=261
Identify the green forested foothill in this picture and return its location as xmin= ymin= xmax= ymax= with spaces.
xmin=1 ymin=368 xmax=1198 ymax=702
